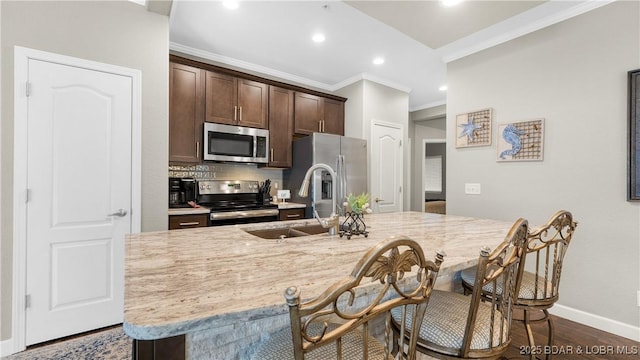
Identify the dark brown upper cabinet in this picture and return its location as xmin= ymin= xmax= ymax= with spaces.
xmin=268 ymin=86 xmax=294 ymax=168
xmin=322 ymin=97 xmax=345 ymax=136
xmin=169 ymin=62 xmax=204 ymax=164
xmin=294 ymin=92 xmax=344 ymax=136
xmin=204 ymin=71 xmax=268 ymax=129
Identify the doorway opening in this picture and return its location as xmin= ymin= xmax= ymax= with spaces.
xmin=423 ymin=139 xmax=446 ymax=214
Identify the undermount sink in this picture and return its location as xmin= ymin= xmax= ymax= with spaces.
xmin=244 ymin=224 xmax=329 ymax=239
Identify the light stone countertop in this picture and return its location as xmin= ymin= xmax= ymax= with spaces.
xmin=168 ymin=207 xmax=210 ymax=216
xmin=272 ymin=201 xmax=306 ymax=209
xmin=124 ymin=211 xmax=516 ymax=341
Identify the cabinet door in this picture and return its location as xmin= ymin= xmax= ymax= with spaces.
xmin=169 ymin=63 xmax=204 ymax=163
xmin=279 ymin=208 xmax=306 ymax=221
xmin=204 ymin=71 xmax=237 ymax=125
xmin=268 ymin=86 xmax=294 ymax=167
xmin=238 ymin=79 xmax=268 ymax=129
xmin=168 ymin=214 xmax=209 ymax=230
xmin=323 ymin=98 xmax=345 ymax=136
xmin=294 ymin=92 xmax=323 ymax=135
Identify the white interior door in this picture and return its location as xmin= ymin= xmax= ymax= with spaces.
xmin=371 ymin=121 xmax=403 ymax=213
xmin=24 ymin=58 xmax=132 ymax=345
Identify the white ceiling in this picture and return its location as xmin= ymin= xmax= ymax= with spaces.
xmin=169 ymin=0 xmax=612 ymax=111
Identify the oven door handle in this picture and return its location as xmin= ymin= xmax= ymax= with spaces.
xmin=210 ymin=209 xmax=279 ymax=221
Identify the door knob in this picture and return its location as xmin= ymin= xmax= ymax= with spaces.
xmin=107 ymin=209 xmax=127 ymax=217
xmin=375 ymin=197 xmax=384 ymax=203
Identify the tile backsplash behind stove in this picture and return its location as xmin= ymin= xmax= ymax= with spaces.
xmin=169 ymin=163 xmax=284 ymax=194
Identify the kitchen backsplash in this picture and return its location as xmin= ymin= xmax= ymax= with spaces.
xmin=169 ymin=163 xmax=284 ymax=194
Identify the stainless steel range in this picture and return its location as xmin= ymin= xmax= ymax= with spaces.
xmin=196 ymin=180 xmax=279 ymax=226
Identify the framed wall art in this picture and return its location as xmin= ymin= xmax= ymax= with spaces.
xmin=455 ymin=108 xmax=492 ymax=148
xmin=628 ymin=69 xmax=640 ymax=200
xmin=496 ymin=119 xmax=544 ymax=162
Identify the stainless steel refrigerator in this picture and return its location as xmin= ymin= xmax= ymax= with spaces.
xmin=284 ymin=133 xmax=368 ymax=218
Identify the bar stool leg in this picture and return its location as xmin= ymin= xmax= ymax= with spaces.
xmin=523 ymin=310 xmax=536 ymax=360
xmin=545 ymin=309 xmax=554 ymax=360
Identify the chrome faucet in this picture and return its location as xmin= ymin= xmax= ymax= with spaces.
xmin=298 ymin=163 xmax=340 ymax=235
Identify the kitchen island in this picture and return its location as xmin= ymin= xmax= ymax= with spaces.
xmin=124 ymin=211 xmax=516 ymax=359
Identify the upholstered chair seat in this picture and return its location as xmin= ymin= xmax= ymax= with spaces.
xmin=253 ymin=323 xmax=393 ymax=360
xmin=391 ymin=290 xmax=508 ymax=351
xmin=460 ymin=210 xmax=577 ymax=360
xmin=461 ymin=268 xmax=555 ymax=301
xmin=391 ymin=218 xmax=529 ymax=359
xmin=252 ymin=236 xmax=445 ymax=360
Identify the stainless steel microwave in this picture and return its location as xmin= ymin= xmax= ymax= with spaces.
xmin=203 ymin=123 xmax=269 ymax=163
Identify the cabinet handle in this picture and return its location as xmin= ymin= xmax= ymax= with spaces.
xmin=322 ymin=120 xmax=325 ymax=132
xmin=239 ymin=106 xmax=242 ymax=122
xmin=286 ymin=214 xmax=301 ymax=218
xmin=270 ymin=148 xmax=274 ymax=161
xmin=196 ymin=141 xmax=200 ymax=157
xmin=179 ymin=222 xmax=200 ymax=226
xmin=234 ymin=106 xmax=238 ymax=121
xmin=318 ymin=121 xmax=322 ymax=132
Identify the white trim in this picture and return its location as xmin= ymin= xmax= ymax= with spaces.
xmin=440 ymin=0 xmax=615 ymax=63
xmin=333 ymin=73 xmax=412 ymax=95
xmin=549 ymin=304 xmax=640 ymax=342
xmin=170 ymin=42 xmax=333 ymax=91
xmin=0 ymin=338 xmax=14 ymax=357
xmin=170 ymin=42 xmax=413 ymax=96
xmin=411 ymin=99 xmax=446 ymax=113
xmin=11 ymin=46 xmax=142 ymax=356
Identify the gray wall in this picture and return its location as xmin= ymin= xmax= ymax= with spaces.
xmin=0 ymin=0 xmax=169 ymax=341
xmin=336 ymin=79 xmax=411 ymax=210
xmin=335 ymin=81 xmax=365 ymax=139
xmin=446 ymin=1 xmax=639 ymax=327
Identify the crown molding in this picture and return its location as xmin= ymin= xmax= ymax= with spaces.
xmin=170 ymin=42 xmax=413 ymax=96
xmin=441 ymin=0 xmax=615 ymax=63
xmin=332 ymin=73 xmax=412 ymax=94
xmin=410 ymin=99 xmax=447 ymax=113
xmin=170 ymin=42 xmax=334 ymax=91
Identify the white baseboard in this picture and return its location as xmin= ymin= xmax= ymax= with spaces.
xmin=550 ymin=304 xmax=640 ymax=342
xmin=0 ymin=337 xmax=15 ymax=357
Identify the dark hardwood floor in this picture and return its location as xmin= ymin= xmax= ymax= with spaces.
xmin=503 ymin=311 xmax=639 ymax=359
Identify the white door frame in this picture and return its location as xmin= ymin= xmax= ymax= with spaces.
xmin=422 ymin=139 xmax=446 ymax=208
xmin=11 ymin=46 xmax=141 ymax=354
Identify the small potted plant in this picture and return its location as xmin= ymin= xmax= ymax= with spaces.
xmin=344 ymin=192 xmax=372 ymax=215
xmin=340 ymin=193 xmax=370 ymax=239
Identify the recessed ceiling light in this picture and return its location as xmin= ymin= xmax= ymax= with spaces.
xmin=222 ymin=1 xmax=239 ymax=10
xmin=312 ymin=33 xmax=326 ymax=43
xmin=439 ymin=85 xmax=448 ymax=91
xmin=373 ymin=57 xmax=385 ymax=65
xmin=441 ymin=0 xmax=463 ymax=7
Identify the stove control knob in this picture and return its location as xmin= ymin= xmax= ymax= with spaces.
xmin=206 ymin=184 xmax=211 ymax=190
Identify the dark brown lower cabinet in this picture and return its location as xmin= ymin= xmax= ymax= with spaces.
xmin=279 ymin=208 xmax=306 ymax=221
xmin=132 ymin=336 xmax=185 ymax=360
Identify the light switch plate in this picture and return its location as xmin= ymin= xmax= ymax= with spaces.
xmin=465 ymin=183 xmax=481 ymax=195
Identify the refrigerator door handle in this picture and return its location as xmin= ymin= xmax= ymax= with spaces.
xmin=341 ymin=155 xmax=345 ymax=201
xmin=335 ymin=155 xmax=341 ymax=209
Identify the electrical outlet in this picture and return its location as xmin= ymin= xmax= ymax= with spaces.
xmin=637 ymin=291 xmax=640 ymax=307
xmin=465 ymin=183 xmax=481 ymax=195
